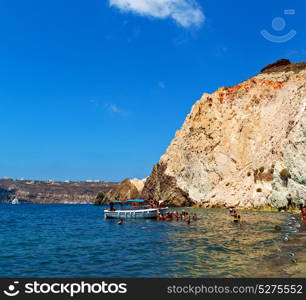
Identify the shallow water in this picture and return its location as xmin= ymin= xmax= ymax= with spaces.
xmin=0 ymin=204 xmax=304 ymax=278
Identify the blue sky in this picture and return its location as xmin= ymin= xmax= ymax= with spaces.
xmin=0 ymin=0 xmax=305 ymax=182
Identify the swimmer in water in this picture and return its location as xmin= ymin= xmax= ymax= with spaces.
xmin=173 ymin=211 xmax=179 ymax=221
xmin=166 ymin=212 xmax=173 ymax=221
xmin=230 ymin=209 xmax=238 ymax=218
xmin=299 ymin=204 xmax=306 ymax=224
xmin=118 ymin=219 xmax=123 ymax=225
xmin=187 ymin=216 xmax=191 ymax=225
xmin=238 ymin=215 xmax=244 ymax=226
xmin=233 ymin=215 xmax=244 ymax=226
xmin=192 ymin=213 xmax=197 ymax=221
xmin=300 ymin=203 xmax=306 ymax=215
xmin=302 ymin=214 xmax=306 ymax=225
xmin=274 ymin=225 xmax=281 ymax=232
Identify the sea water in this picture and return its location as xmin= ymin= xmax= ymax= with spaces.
xmin=0 ymin=204 xmax=304 ymax=278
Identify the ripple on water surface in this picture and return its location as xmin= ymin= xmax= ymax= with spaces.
xmin=0 ymin=204 xmax=303 ymax=277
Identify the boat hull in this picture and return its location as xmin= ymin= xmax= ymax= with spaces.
xmin=104 ymin=207 xmax=169 ymax=219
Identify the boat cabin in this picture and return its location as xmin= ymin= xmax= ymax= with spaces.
xmin=109 ymin=199 xmax=149 ymax=211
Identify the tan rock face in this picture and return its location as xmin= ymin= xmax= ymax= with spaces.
xmin=103 ymin=178 xmax=146 ymax=203
xmin=130 ymin=178 xmax=146 ymax=193
xmin=142 ymin=61 xmax=306 ymax=208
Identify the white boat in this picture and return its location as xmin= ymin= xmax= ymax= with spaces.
xmin=104 ymin=207 xmax=159 ymax=219
xmin=104 ymin=199 xmax=169 ymax=219
xmin=11 ymin=198 xmax=20 ymax=205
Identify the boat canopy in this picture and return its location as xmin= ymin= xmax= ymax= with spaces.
xmin=111 ymin=199 xmax=146 ymax=204
xmin=126 ymin=199 xmax=145 ymax=203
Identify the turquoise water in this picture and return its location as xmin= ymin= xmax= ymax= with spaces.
xmin=0 ymin=204 xmax=302 ymax=278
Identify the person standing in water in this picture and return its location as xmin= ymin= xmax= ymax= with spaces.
xmin=173 ymin=211 xmax=179 ymax=221
xmin=300 ymin=203 xmax=306 ymax=225
xmin=230 ymin=209 xmax=238 ymax=218
xmin=233 ymin=214 xmax=239 ymax=223
xmin=230 ymin=208 xmax=244 ymax=226
xmin=237 ymin=215 xmax=244 ymax=226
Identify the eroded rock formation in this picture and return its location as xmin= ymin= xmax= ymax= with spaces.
xmin=142 ymin=60 xmax=306 ymax=208
xmin=101 ymin=178 xmax=146 ymax=204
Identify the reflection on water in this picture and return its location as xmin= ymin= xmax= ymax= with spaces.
xmin=252 ymin=214 xmax=306 ymax=278
xmin=0 ymin=204 xmax=304 ymax=278
xmin=154 ymin=208 xmax=296 ymax=278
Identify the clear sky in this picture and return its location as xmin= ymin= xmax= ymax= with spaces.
xmin=0 ymin=0 xmax=305 ymax=182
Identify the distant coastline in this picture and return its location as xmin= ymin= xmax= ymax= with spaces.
xmin=0 ymin=178 xmax=118 ymax=204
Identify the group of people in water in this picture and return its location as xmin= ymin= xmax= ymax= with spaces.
xmin=117 ymin=210 xmax=198 ymax=225
xmin=157 ymin=210 xmax=197 ymax=224
xmin=229 ymin=204 xmax=306 ymax=227
xmin=229 ymin=203 xmax=306 ymax=229
xmin=229 ymin=208 xmax=244 ymax=226
xmin=116 ymin=201 xmax=306 ymax=227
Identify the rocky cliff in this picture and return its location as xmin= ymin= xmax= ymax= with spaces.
xmin=0 ymin=179 xmax=117 ymax=204
xmin=100 ymin=178 xmax=146 ymax=204
xmin=142 ymin=60 xmax=306 ymax=209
